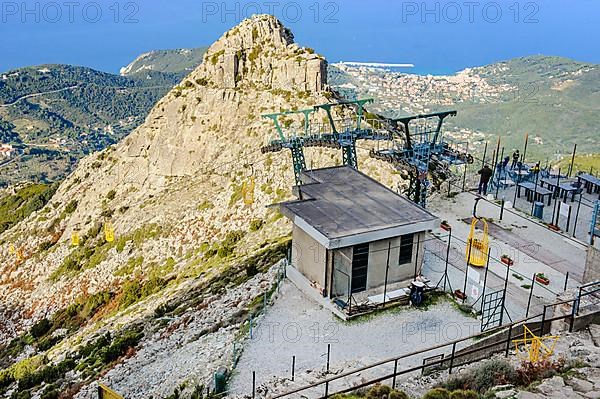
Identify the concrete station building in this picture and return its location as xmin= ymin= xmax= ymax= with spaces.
xmin=279 ymin=166 xmax=439 ymax=317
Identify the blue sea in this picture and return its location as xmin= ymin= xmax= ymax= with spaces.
xmin=0 ymin=0 xmax=598 ymax=74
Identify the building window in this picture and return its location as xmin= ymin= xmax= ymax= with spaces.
xmin=399 ymin=234 xmax=414 ymax=264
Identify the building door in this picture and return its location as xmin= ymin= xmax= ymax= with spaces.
xmin=351 ymin=243 xmax=369 ymax=293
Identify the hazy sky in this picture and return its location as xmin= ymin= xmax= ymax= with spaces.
xmin=1 ymin=0 xmax=598 ymax=74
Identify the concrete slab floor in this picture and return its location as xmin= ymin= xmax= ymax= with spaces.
xmin=228 ymin=281 xmax=479 ymax=396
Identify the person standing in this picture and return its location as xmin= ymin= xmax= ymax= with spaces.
xmin=511 ymin=150 xmax=520 ymax=169
xmin=478 ymin=164 xmax=493 ymax=195
xmin=502 ymin=156 xmax=510 ymax=171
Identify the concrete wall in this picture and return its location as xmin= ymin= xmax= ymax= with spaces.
xmin=366 ymin=232 xmax=426 ymax=290
xmin=291 ymin=225 xmax=327 ymax=288
xmin=584 ymin=245 xmax=600 ymax=284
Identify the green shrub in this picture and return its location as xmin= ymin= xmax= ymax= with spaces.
xmin=210 ymin=50 xmax=225 ymax=65
xmin=197 ymin=200 xmax=214 ymax=211
xmin=119 ymin=277 xmax=166 ymax=310
xmin=449 ymin=390 xmax=478 ymax=399
xmin=29 ymin=319 xmax=51 ymax=338
xmin=249 ymin=219 xmax=264 ymax=232
xmin=106 ymin=190 xmax=116 ymax=200
xmin=11 ymin=356 xmax=44 ymax=380
xmin=38 ymin=240 xmax=55 ymax=252
xmin=442 ymin=359 xmax=516 ymax=394
xmin=64 ymin=200 xmax=78 ymax=214
xmin=0 ymin=183 xmax=57 ymax=234
xmin=423 ymin=388 xmax=450 ymax=399
xmin=472 ymin=359 xmax=516 ymax=392
xmin=389 ymin=391 xmax=409 ymax=399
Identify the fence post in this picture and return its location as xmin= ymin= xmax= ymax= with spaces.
xmin=444 ymin=231 xmax=452 ymax=291
xmin=526 ymin=274 xmax=535 ymax=317
xmin=505 ymin=324 xmax=513 ymax=357
xmin=449 ymin=342 xmax=457 ymax=374
xmin=462 ymin=163 xmax=468 ymax=192
xmin=540 ymin=305 xmax=546 ymax=335
xmin=325 ymin=381 xmax=329 ymax=399
xmin=383 ymin=241 xmax=391 ymax=306
xmin=570 ymin=298 xmax=577 ymax=332
xmin=500 ymin=198 xmax=505 ymax=221
xmin=291 ymin=356 xmax=295 ymax=381
xmin=479 ymin=250 xmax=491 ymax=314
xmin=499 ymin=260 xmax=511 ymax=326
xmin=564 ymin=272 xmax=570 ymax=292
xmin=573 ymin=194 xmax=583 ymax=238
xmin=327 ymin=344 xmax=331 ymax=372
xmin=463 ymin=240 xmax=473 ymax=303
xmin=252 ymin=371 xmax=256 ymax=399
xmin=392 ymin=359 xmax=398 ymax=388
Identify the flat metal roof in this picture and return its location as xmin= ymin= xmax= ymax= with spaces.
xmin=280 ymin=166 xmax=439 ymax=249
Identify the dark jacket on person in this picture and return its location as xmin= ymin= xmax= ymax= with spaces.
xmin=478 ymin=166 xmax=493 ymax=183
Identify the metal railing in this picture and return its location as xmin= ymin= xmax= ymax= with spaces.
xmin=266 ymin=286 xmax=600 ymax=399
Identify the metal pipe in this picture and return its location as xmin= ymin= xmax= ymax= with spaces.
xmin=496 ymin=146 xmax=505 ymax=199
xmin=526 ymin=274 xmax=535 ymax=317
xmin=392 ymin=359 xmax=398 ymax=388
xmin=564 ymin=272 xmax=570 ymax=292
xmin=414 ymin=234 xmax=421 ymax=281
xmin=480 ymin=250 xmax=491 ymax=314
xmin=522 ymin=133 xmax=529 ymax=165
xmin=449 ymin=343 xmax=457 ymax=374
xmin=505 ymin=324 xmax=513 ymax=357
xmin=462 ymin=143 xmax=469 ymax=191
xmin=444 ymin=231 xmax=452 ymax=291
xmin=482 ymin=141 xmax=488 ymax=169
xmin=499 ymin=259 xmax=511 ymax=326
xmin=463 ymin=240 xmax=473 ymax=303
xmin=573 ymin=194 xmax=582 ymax=238
xmin=552 ymin=168 xmax=562 ymax=226
xmin=531 ymin=165 xmax=540 ymax=216
xmin=327 ymin=344 xmax=331 ymax=372
xmin=292 ymin=356 xmax=296 ymax=381
xmin=568 ymin=144 xmax=577 ymax=177
xmin=383 ymin=241 xmax=391 ymax=306
xmin=540 ymin=305 xmax=547 ymax=335
xmin=252 ymin=371 xmax=256 ymax=399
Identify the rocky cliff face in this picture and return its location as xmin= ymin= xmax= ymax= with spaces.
xmin=0 ymin=15 xmax=328 ymax=329
xmin=0 ymin=15 xmax=398 ymax=398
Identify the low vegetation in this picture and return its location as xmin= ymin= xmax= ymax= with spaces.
xmin=0 ymin=183 xmax=57 ymax=234
xmin=0 ymin=327 xmax=143 ymax=397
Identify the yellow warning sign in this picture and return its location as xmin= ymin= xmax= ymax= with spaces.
xmin=98 ymin=383 xmax=124 ymax=399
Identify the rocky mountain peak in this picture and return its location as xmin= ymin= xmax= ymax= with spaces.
xmin=198 ymin=14 xmax=327 ymax=92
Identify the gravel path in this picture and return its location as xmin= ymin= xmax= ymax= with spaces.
xmin=228 ymin=281 xmax=479 ymax=396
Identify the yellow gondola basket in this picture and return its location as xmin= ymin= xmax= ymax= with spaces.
xmin=242 ymin=176 xmax=255 ymax=206
xmin=104 ymin=222 xmax=115 ymax=243
xmin=466 ymin=217 xmax=489 ymax=267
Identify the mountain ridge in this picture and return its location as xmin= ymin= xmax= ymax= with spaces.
xmin=120 ymin=47 xmax=208 ymax=76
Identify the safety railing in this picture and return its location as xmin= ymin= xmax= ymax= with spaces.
xmin=265 ymin=286 xmax=600 ymax=399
